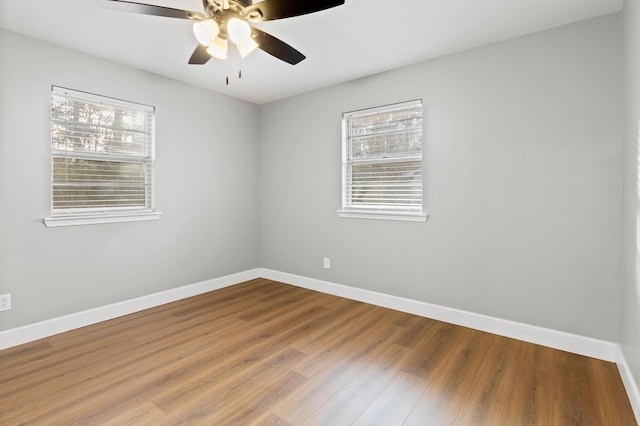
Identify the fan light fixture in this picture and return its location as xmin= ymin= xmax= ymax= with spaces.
xmin=237 ymin=38 xmax=259 ymax=58
xmin=227 ymin=17 xmax=251 ymax=44
xmin=195 ymin=17 xmax=255 ymax=60
xmin=227 ymin=17 xmax=257 ymax=58
xmin=193 ymin=20 xmax=220 ymax=46
xmin=206 ymin=37 xmax=228 ymax=60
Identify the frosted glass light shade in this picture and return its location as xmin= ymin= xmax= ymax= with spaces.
xmin=237 ymin=38 xmax=259 ymax=58
xmin=193 ymin=20 xmax=220 ymax=46
xmin=227 ymin=18 xmax=251 ymax=44
xmin=206 ymin=37 xmax=228 ymax=59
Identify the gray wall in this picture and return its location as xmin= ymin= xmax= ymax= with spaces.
xmin=0 ymin=14 xmax=627 ymax=346
xmin=622 ymin=0 xmax=640 ymax=398
xmin=259 ymin=14 xmax=622 ymax=341
xmin=0 ymin=29 xmax=260 ymax=330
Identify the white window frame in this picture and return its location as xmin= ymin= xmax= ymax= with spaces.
xmin=44 ymin=86 xmax=161 ymax=227
xmin=338 ymin=100 xmax=427 ymax=222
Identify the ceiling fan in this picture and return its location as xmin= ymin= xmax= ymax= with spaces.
xmin=102 ymin=0 xmax=345 ymax=66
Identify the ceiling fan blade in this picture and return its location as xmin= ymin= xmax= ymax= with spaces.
xmin=101 ymin=0 xmax=205 ymax=20
xmin=252 ymin=28 xmax=305 ymax=65
xmin=188 ymin=45 xmax=211 ymax=64
xmin=245 ymin=0 xmax=344 ymax=21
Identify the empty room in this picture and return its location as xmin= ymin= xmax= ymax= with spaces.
xmin=0 ymin=0 xmax=639 ymax=424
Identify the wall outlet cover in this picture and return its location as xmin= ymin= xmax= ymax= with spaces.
xmin=323 ymin=258 xmax=331 ymax=269
xmin=0 ymin=293 xmax=11 ymax=311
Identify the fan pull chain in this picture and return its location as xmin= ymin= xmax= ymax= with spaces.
xmin=224 ymin=69 xmax=243 ymax=86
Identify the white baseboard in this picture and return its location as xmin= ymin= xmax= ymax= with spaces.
xmin=617 ymin=346 xmax=640 ymax=424
xmin=270 ymin=272 xmax=637 ymax=421
xmin=0 ymin=267 xmax=623 ymax=363
xmin=259 ymin=269 xmax=619 ymax=362
xmin=1 ymin=267 xmax=636 ymax=416
xmin=0 ymin=269 xmax=261 ymax=351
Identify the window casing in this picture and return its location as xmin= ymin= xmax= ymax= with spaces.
xmin=339 ymin=100 xmax=427 ymax=222
xmin=44 ymin=86 xmax=160 ymax=227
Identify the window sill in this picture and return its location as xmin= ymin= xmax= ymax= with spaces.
xmin=337 ymin=210 xmax=428 ymax=222
xmin=43 ymin=211 xmax=162 ymax=228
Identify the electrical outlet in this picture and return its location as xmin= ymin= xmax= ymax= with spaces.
xmin=323 ymin=257 xmax=331 ymax=269
xmin=0 ymin=293 xmax=11 ymax=312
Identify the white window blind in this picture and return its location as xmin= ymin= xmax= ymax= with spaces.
xmin=48 ymin=86 xmax=157 ymax=225
xmin=340 ymin=100 xmax=425 ymax=221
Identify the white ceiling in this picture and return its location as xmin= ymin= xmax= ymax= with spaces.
xmin=0 ymin=0 xmax=624 ymax=104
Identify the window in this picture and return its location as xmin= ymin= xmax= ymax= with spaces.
xmin=44 ymin=86 xmax=160 ymax=227
xmin=338 ymin=99 xmax=427 ymax=222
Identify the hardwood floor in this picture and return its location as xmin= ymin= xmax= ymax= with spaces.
xmin=0 ymin=278 xmax=636 ymax=425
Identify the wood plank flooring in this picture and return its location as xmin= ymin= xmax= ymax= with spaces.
xmin=0 ymin=278 xmax=636 ymax=425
